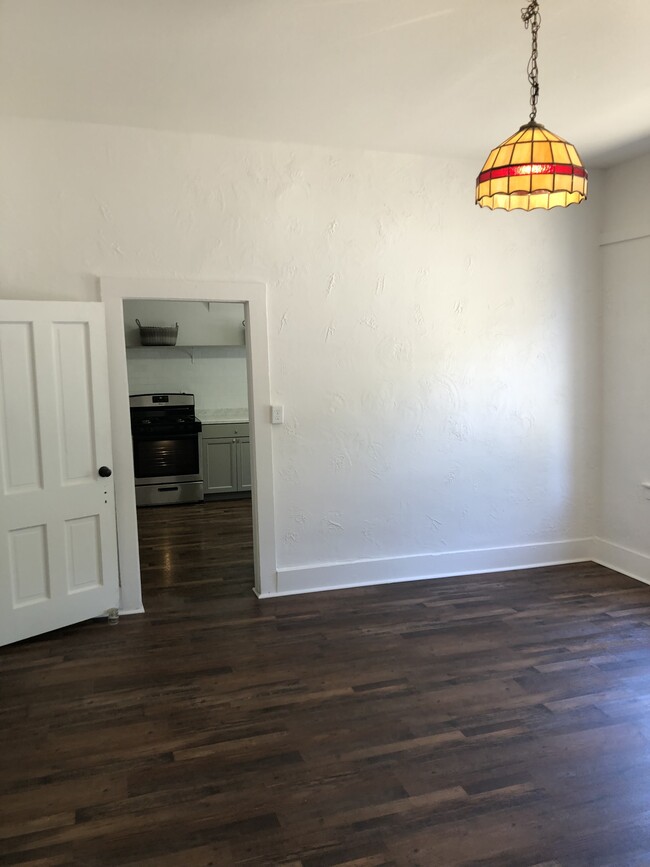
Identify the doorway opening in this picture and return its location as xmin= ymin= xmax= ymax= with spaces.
xmin=123 ymin=299 xmax=255 ymax=604
xmin=100 ymin=278 xmax=277 ymax=613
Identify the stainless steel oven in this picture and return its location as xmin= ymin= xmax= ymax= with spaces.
xmin=129 ymin=393 xmax=204 ymax=506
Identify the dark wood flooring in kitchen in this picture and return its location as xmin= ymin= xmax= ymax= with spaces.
xmin=136 ymin=498 xmax=255 ymax=601
xmin=3 ymin=508 xmax=650 ymax=865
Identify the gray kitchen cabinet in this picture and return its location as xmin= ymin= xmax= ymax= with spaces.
xmin=201 ymin=423 xmax=251 ymax=495
xmin=202 ymin=437 xmax=237 ymax=494
xmin=237 ymin=439 xmax=251 ymax=491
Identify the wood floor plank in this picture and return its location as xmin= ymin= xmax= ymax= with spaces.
xmin=2 ymin=500 xmax=650 ymax=864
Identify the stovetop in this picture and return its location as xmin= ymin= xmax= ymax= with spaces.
xmin=129 ymin=394 xmax=201 ymax=434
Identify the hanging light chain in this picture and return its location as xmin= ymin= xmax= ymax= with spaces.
xmin=521 ymin=0 xmax=541 ymax=123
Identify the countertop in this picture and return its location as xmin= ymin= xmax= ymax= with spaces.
xmin=197 ymin=408 xmax=249 ymax=425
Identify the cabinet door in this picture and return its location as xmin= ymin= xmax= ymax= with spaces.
xmin=202 ymin=438 xmax=237 ymax=493
xmin=237 ymin=438 xmax=252 ymax=491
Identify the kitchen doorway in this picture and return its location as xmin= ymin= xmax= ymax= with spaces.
xmin=100 ymin=278 xmax=277 ymax=613
xmin=136 ymin=499 xmax=254 ymax=601
xmin=123 ymin=299 xmax=254 ymax=603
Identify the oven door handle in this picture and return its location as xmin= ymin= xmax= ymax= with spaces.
xmin=131 ymin=431 xmax=201 ymax=439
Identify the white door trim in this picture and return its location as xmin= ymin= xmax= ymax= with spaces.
xmin=100 ymin=278 xmax=277 ymax=611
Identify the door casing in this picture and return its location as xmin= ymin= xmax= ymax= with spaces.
xmin=100 ymin=278 xmax=277 ymax=611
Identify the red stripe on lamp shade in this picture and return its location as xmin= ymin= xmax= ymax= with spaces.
xmin=478 ymin=163 xmax=588 ymax=183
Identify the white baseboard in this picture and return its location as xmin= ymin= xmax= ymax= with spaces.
xmin=592 ymin=538 xmax=650 ymax=587
xmin=119 ymin=539 xmax=650 ymax=605
xmin=118 ymin=606 xmax=145 ymax=616
xmin=263 ymin=538 xmax=593 ymax=598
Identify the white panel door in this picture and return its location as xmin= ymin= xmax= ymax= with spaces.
xmin=0 ymin=301 xmax=119 ymax=647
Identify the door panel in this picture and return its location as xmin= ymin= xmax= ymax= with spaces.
xmin=9 ymin=524 xmax=50 ymax=605
xmin=65 ymin=514 xmax=103 ymax=591
xmin=52 ymin=321 xmax=96 ymax=485
xmin=0 ymin=322 xmax=43 ymax=493
xmin=0 ymin=301 xmax=119 ymax=647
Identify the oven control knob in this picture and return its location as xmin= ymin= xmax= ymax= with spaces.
xmin=98 ymin=466 xmax=112 ymax=478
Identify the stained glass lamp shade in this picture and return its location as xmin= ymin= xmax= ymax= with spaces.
xmin=475 ymin=121 xmax=588 ymax=211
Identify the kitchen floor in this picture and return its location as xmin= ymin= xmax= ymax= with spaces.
xmin=136 ymin=498 xmax=254 ymax=601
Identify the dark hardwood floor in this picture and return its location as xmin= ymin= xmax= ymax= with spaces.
xmin=2 ymin=503 xmax=650 ymax=865
xmin=136 ymin=498 xmax=255 ymax=601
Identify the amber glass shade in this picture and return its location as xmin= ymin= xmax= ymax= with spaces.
xmin=475 ymin=123 xmax=588 ymax=211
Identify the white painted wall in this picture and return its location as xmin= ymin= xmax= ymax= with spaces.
xmin=596 ymin=153 xmax=650 ymax=583
xmin=126 ymin=348 xmax=248 ymax=416
xmin=123 ymin=299 xmax=249 ymax=416
xmin=122 ymin=300 xmax=246 ymax=347
xmin=0 ymin=116 xmax=602 ymax=593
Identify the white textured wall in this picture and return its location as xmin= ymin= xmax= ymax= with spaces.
xmin=600 ymin=153 xmax=650 ymax=562
xmin=0 ymin=117 xmax=601 ymax=574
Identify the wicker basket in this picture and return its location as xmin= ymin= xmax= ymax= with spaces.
xmin=135 ymin=319 xmax=179 ymax=346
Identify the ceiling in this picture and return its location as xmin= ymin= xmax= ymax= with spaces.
xmin=1 ymin=0 xmax=649 ymax=167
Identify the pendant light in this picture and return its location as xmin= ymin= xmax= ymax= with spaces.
xmin=475 ymin=0 xmax=587 ymax=211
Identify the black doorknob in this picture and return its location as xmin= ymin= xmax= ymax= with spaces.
xmin=98 ymin=466 xmax=112 ymax=478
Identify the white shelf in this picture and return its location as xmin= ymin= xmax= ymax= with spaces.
xmin=124 ymin=299 xmax=245 ymax=347
xmin=126 ymin=345 xmax=246 ymax=359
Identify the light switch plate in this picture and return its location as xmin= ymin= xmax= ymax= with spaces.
xmin=271 ymin=405 xmax=284 ymax=425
